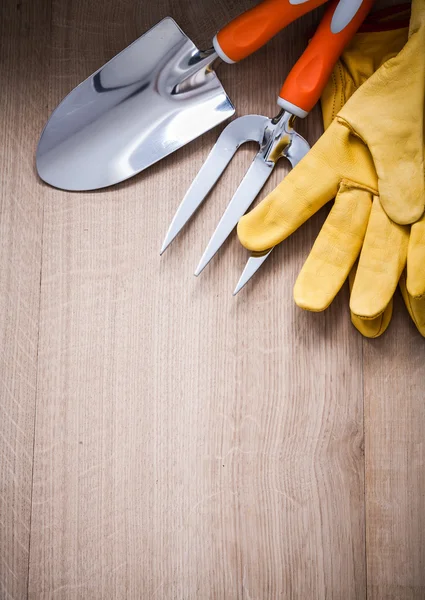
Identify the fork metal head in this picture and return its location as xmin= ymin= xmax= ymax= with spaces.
xmin=194 ymin=110 xmax=310 ymax=275
xmin=232 ymin=112 xmax=313 ymax=294
xmin=160 ymin=114 xmax=268 ymax=255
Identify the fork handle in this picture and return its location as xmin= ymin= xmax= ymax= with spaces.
xmin=214 ymin=0 xmax=328 ymax=64
xmin=277 ymin=0 xmax=375 ymax=117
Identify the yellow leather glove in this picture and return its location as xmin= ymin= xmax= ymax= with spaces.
xmin=237 ymin=2 xmax=425 ymax=336
xmin=322 ymin=4 xmax=425 ymax=338
xmin=337 ymin=0 xmax=425 ymax=225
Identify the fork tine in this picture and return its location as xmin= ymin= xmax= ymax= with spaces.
xmin=160 ymin=115 xmax=267 ymax=254
xmin=194 ymin=155 xmax=274 ymax=276
xmin=160 ymin=147 xmax=235 ymax=255
xmin=233 ymin=132 xmax=311 ymax=291
xmin=233 ymin=249 xmax=273 ymax=295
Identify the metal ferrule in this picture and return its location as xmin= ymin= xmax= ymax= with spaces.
xmin=260 ymin=110 xmax=297 ymax=165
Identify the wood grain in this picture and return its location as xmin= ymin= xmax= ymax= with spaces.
xmin=364 ymin=294 xmax=425 ymax=600
xmin=0 ymin=0 xmax=51 ymax=597
xmin=27 ymin=2 xmax=367 ymax=598
xmin=1 ymin=0 xmax=423 ymax=599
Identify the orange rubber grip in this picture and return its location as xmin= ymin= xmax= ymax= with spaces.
xmin=279 ymin=0 xmax=375 ymax=114
xmin=216 ymin=0 xmax=328 ymax=63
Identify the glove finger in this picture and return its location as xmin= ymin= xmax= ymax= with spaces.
xmin=348 ymin=264 xmax=393 ymax=338
xmin=237 ymin=121 xmax=347 ymax=252
xmin=338 ymin=16 xmax=425 ymax=225
xmin=350 ymin=303 xmax=393 ymax=338
xmin=350 ymin=196 xmax=409 ymax=319
xmin=406 ymin=216 xmax=425 ymax=298
xmin=399 ymin=271 xmax=425 ymax=337
xmin=294 ymin=185 xmax=372 ymax=311
xmin=371 ymin=36 xmax=425 ymax=225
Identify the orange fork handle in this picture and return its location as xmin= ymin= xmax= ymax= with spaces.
xmin=215 ymin=0 xmax=328 ymax=63
xmin=278 ymin=0 xmax=375 ymax=115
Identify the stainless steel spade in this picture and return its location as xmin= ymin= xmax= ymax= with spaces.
xmin=36 ymin=0 xmax=329 ymax=191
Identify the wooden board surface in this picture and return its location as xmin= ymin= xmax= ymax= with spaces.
xmin=364 ymin=301 xmax=425 ymax=600
xmin=0 ymin=0 xmax=424 ymax=598
xmin=0 ymin=0 xmax=50 ymax=597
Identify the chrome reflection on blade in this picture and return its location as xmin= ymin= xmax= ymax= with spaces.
xmin=36 ymin=18 xmax=234 ymax=191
